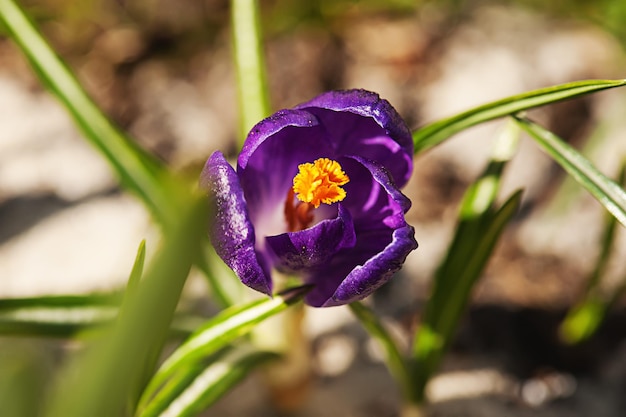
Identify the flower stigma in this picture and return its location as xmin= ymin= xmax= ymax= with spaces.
xmin=285 ymin=158 xmax=350 ymax=232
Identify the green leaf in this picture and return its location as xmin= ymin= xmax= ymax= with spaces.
xmin=138 ymin=345 xmax=278 ymax=417
xmin=410 ymin=124 xmax=522 ymax=402
xmin=0 ymin=306 xmax=116 ymax=337
xmin=126 ymin=240 xmax=147 ymax=295
xmin=136 ymin=351 xmax=225 ymax=417
xmin=137 ymin=285 xmax=310 ymax=411
xmin=0 ymin=0 xmax=180 ymax=226
xmin=0 ymin=293 xmax=120 ymax=337
xmin=426 ymin=120 xmax=520 ymax=310
xmin=459 ymin=119 xmax=521 ymax=219
xmin=0 ymin=293 xmax=122 ymax=310
xmin=559 ymin=162 xmax=626 ymax=344
xmin=44 ymin=195 xmax=208 ymax=417
xmin=413 ymin=79 xmax=626 ymax=154
xmin=560 ymin=297 xmax=606 ymax=345
xmin=348 ymin=302 xmax=412 ymax=401
xmin=412 ymin=190 xmax=522 ymax=402
xmin=410 ymin=122 xmax=521 ymax=404
xmin=232 ymin=0 xmax=271 ymax=146
xmin=514 ymin=116 xmax=626 ymax=227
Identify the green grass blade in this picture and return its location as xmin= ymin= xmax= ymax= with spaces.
xmin=137 ymin=353 xmax=221 ymax=417
xmin=459 ymin=120 xmax=521 ymax=219
xmin=232 ymin=0 xmax=271 ymax=146
xmin=0 ymin=306 xmax=116 ymax=337
xmin=422 ymin=121 xmax=519 ymax=316
xmin=412 ymin=190 xmax=522 ymax=402
xmin=138 ymin=285 xmax=310 ymax=411
xmin=126 ymin=240 xmax=147 ymax=295
xmin=560 ymin=297 xmax=607 ymax=345
xmin=410 ymin=123 xmax=522 ymax=402
xmin=44 ymin=195 xmax=208 ymax=417
xmin=138 ymin=345 xmax=277 ymax=417
xmin=559 ymin=162 xmax=626 ymax=344
xmin=0 ymin=293 xmax=120 ymax=337
xmin=0 ymin=293 xmax=122 ymax=310
xmin=0 ymin=0 xmax=178 ymax=225
xmin=0 ymin=294 xmax=201 ymax=339
xmin=514 ymin=116 xmax=626 ymax=227
xmin=413 ymin=79 xmax=626 ymax=154
xmin=585 ymin=162 xmax=624 ymax=292
xmin=348 ymin=302 xmax=412 ymax=401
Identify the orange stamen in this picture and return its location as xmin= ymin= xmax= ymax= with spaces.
xmin=292 ymin=158 xmax=349 ymax=208
xmin=284 ymin=158 xmax=349 ymax=232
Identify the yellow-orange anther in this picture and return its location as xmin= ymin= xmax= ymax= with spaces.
xmin=292 ymin=158 xmax=350 ymax=208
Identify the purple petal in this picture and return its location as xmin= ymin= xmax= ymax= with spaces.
xmin=320 ymin=225 xmax=417 ymax=306
xmin=237 ymin=109 xmax=334 ymax=242
xmin=265 ymin=204 xmax=356 ymax=273
xmin=303 ymin=157 xmax=418 ymax=307
xmin=339 ymin=156 xmax=411 ymax=228
xmin=238 ymin=109 xmax=322 ymax=170
xmin=200 ymin=152 xmax=272 ymax=295
xmin=296 ymin=89 xmax=414 ymax=187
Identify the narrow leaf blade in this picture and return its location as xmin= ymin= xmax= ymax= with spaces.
xmin=413 ymin=79 xmax=626 ymax=154
xmin=0 ymin=0 xmax=177 ymax=225
xmin=559 ymin=162 xmax=626 ymax=344
xmin=44 ymin=196 xmax=208 ymax=417
xmin=139 ymin=286 xmax=309 ymax=409
xmin=412 ymin=191 xmax=522 ymax=401
xmin=139 ymin=345 xmax=277 ymax=417
xmin=126 ymin=240 xmax=147 ymax=295
xmin=514 ymin=116 xmax=626 ymax=227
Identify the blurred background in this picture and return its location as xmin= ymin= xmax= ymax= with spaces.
xmin=1 ymin=0 xmax=626 ymax=415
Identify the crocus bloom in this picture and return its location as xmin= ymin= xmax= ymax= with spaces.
xmin=202 ymin=89 xmax=418 ymax=307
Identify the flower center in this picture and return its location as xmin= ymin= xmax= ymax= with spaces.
xmin=284 ymin=158 xmax=349 ymax=232
xmin=292 ymin=158 xmax=350 ymax=208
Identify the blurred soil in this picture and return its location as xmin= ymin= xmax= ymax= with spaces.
xmin=1 ymin=1 xmax=626 ymax=416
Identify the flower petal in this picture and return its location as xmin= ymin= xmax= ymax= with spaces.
xmin=239 ymin=109 xmax=323 ymax=171
xmin=296 ymin=89 xmax=414 ymax=187
xmin=339 ymin=156 xmax=411 ymax=228
xmin=237 ymin=109 xmax=334 ymax=243
xmin=265 ymin=204 xmax=356 ymax=273
xmin=200 ymin=152 xmax=272 ymax=295
xmin=320 ymin=225 xmax=417 ymax=306
xmin=303 ymin=156 xmax=418 ymax=307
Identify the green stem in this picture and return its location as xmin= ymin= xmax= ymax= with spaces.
xmin=231 ymin=0 xmax=271 ymax=146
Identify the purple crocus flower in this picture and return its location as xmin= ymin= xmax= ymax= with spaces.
xmin=201 ymin=89 xmax=418 ymax=307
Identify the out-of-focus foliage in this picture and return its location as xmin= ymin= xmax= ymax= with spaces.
xmin=520 ymin=0 xmax=626 ymax=48
xmin=420 ymin=0 xmax=626 ymax=48
xmin=560 ymin=163 xmax=626 ymax=344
